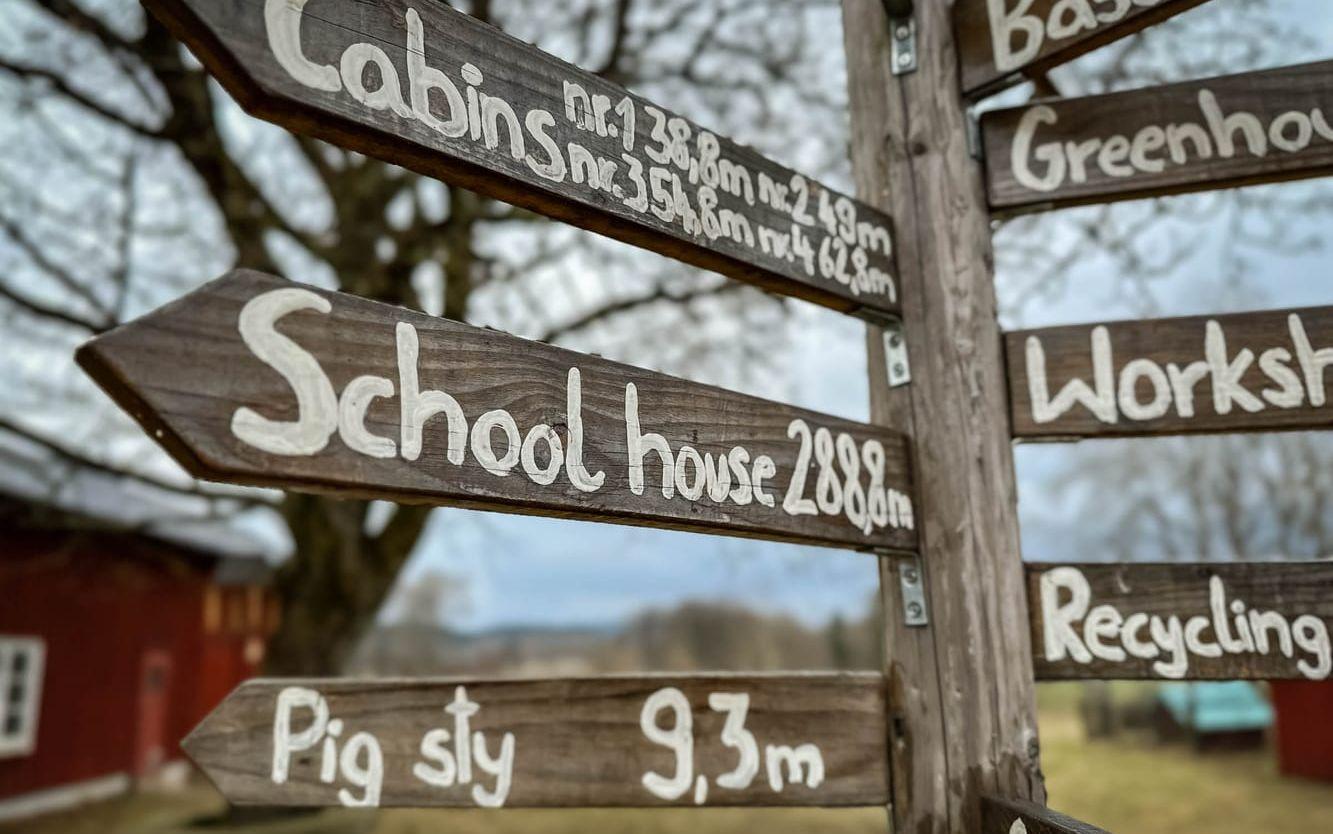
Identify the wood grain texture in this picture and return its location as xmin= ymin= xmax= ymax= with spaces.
xmin=184 ymin=673 xmax=889 ymax=808
xmin=1006 ymin=306 xmax=1333 ymax=440
xmin=1027 ymin=562 xmax=1333 ymax=681
xmin=141 ymin=0 xmax=900 ymax=319
xmin=954 ymin=0 xmax=1209 ymax=98
xmin=76 ymin=270 xmax=917 ymax=551
xmin=982 ymin=60 xmax=1333 ymax=213
xmin=982 ymin=795 xmax=1112 ymax=834
xmin=842 ymin=1 xmax=1045 ymax=832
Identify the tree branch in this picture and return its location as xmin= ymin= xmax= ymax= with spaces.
xmin=0 ymin=280 xmax=104 ymax=332
xmin=539 ymin=280 xmax=748 ymax=343
xmin=0 ymin=416 xmax=274 ymax=509
xmin=0 ymin=57 xmax=164 ymax=139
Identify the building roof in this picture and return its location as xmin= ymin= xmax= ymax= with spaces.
xmin=0 ymin=492 xmax=274 ymax=586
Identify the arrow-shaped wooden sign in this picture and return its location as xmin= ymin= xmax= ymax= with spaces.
xmin=141 ymin=0 xmax=900 ymax=320
xmin=983 ymin=795 xmax=1112 ymax=834
xmin=1006 ymin=305 xmax=1333 ymax=440
xmin=981 ymin=60 xmax=1333 ymax=213
xmin=182 ymin=674 xmax=889 ymax=808
xmin=76 ymin=270 xmax=917 ymax=551
xmin=954 ymin=0 xmax=1210 ymax=98
xmin=1026 ymin=562 xmax=1333 ymax=682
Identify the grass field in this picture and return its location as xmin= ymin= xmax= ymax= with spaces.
xmin=6 ymin=685 xmax=1329 ymax=834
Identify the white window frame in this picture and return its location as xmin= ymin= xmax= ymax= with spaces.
xmin=0 ymin=637 xmax=45 ymax=758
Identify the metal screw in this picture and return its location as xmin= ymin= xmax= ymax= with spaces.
xmin=895 ymin=25 xmax=910 ymax=39
xmin=888 ymin=333 xmax=902 ymax=348
xmin=907 ymin=602 xmax=923 ymax=619
xmin=902 ymin=566 xmax=919 ymax=584
xmin=897 ymin=52 xmax=912 ymax=67
xmin=892 ymin=362 xmax=906 ymax=376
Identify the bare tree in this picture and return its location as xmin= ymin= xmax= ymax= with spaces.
xmin=0 ymin=0 xmax=843 ymax=675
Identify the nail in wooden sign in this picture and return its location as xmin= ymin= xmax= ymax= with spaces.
xmin=183 ymin=674 xmax=889 ymax=808
xmin=1027 ymin=563 xmax=1333 ymax=682
xmin=76 ymin=270 xmax=917 ymax=552
xmin=142 ymin=0 xmax=899 ymax=320
xmin=1006 ymin=306 xmax=1333 ymax=440
xmin=983 ymin=795 xmax=1112 ymax=834
xmin=981 ymin=60 xmax=1333 ymax=212
xmin=954 ymin=0 xmax=1210 ymax=98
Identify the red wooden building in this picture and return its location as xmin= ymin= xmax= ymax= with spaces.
xmin=1271 ymin=681 xmax=1333 ymax=783
xmin=0 ymin=497 xmax=277 ymax=821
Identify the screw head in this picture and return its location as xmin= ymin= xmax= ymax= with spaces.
xmin=902 ymin=567 xmax=919 ymax=584
xmin=888 ymin=333 xmax=902 ymax=348
xmin=895 ymin=25 xmax=910 ymax=39
xmin=897 ymin=52 xmax=912 ymax=67
xmin=907 ymin=602 xmax=923 ymax=618
xmin=892 ymin=362 xmax=906 ymax=376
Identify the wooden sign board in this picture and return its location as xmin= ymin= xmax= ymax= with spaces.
xmin=1027 ymin=562 xmax=1333 ymax=681
xmin=981 ymin=60 xmax=1333 ymax=212
xmin=983 ymin=795 xmax=1112 ymax=834
xmin=1006 ymin=306 xmax=1333 ymax=440
xmin=76 ymin=270 xmax=917 ymax=552
xmin=954 ymin=0 xmax=1209 ymax=98
xmin=183 ymin=674 xmax=888 ymax=808
xmin=142 ymin=0 xmax=899 ymax=320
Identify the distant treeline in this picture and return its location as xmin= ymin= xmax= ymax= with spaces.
xmin=349 ymin=599 xmax=882 ymax=677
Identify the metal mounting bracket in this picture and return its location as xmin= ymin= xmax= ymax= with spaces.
xmin=884 ymin=1 xmax=917 ymax=76
xmin=966 ymin=108 xmax=984 ymax=161
xmin=883 ymin=318 xmax=911 ymax=388
xmin=898 ymin=556 xmax=928 ymax=627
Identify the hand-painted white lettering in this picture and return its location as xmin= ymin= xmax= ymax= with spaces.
xmin=232 ymin=289 xmax=339 ymax=455
xmin=640 ymin=687 xmax=693 ymax=801
xmin=1039 ymin=568 xmax=1331 ymax=680
xmin=271 ymin=686 xmax=383 ymax=808
xmin=261 ymin=2 xmax=895 ymax=302
xmin=264 ymin=0 xmax=340 ymax=92
xmin=231 ymin=289 xmax=910 ymax=535
xmin=410 ymin=686 xmax=516 ymax=807
xmin=1025 ymin=314 xmax=1330 ymax=425
xmin=1009 ymin=86 xmax=1333 ymax=192
xmin=640 ymin=687 xmax=827 ymax=804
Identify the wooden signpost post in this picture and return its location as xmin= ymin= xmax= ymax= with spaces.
xmin=1026 ymin=562 xmax=1333 ymax=681
xmin=71 ymin=1 xmax=1333 ymax=831
xmin=77 ymin=269 xmax=917 ymax=552
xmin=183 ymin=674 xmax=888 ymax=808
xmin=954 ymin=0 xmax=1210 ymax=98
xmin=140 ymin=0 xmax=900 ymax=320
xmin=1007 ymin=305 xmax=1333 ymax=439
xmin=981 ymin=59 xmax=1333 ymax=213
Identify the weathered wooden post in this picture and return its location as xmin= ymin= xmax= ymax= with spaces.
xmin=841 ymin=1 xmax=1045 ymax=831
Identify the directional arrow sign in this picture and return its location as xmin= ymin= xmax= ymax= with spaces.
xmin=1006 ymin=305 xmax=1333 ymax=440
xmin=141 ymin=0 xmax=899 ymax=320
xmin=982 ymin=60 xmax=1333 ymax=213
xmin=1027 ymin=562 xmax=1333 ymax=682
xmin=954 ymin=0 xmax=1211 ymax=98
xmin=183 ymin=674 xmax=889 ymax=808
xmin=76 ymin=270 xmax=917 ymax=551
xmin=982 ymin=795 xmax=1112 ymax=834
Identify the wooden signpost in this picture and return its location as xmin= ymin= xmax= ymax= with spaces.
xmin=77 ymin=269 xmax=917 ymax=552
xmin=69 ymin=1 xmax=1333 ymax=831
xmin=1026 ymin=562 xmax=1333 ymax=681
xmin=183 ymin=674 xmax=888 ymax=808
xmin=982 ymin=795 xmax=1111 ymax=834
xmin=139 ymin=0 xmax=900 ymax=320
xmin=954 ymin=0 xmax=1210 ymax=98
xmin=981 ymin=60 xmax=1333 ymax=213
xmin=1006 ymin=305 xmax=1333 ymax=440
